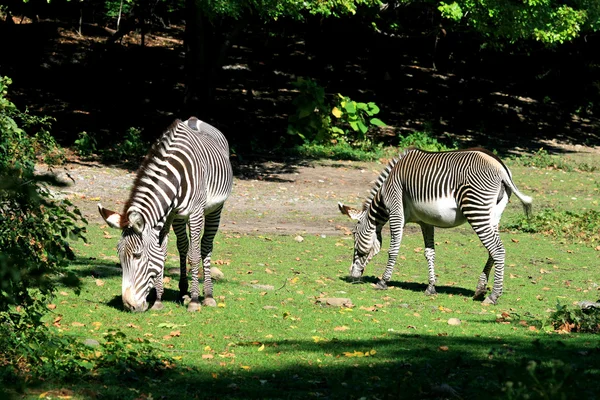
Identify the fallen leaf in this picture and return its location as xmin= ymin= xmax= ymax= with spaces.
xmin=334 ymin=326 xmax=350 ymax=331
xmin=202 ymin=354 xmax=214 ymax=359
xmin=71 ymin=322 xmax=85 ymax=327
xmin=258 ymin=344 xmax=265 ymax=351
xmin=95 ymin=279 xmax=105 ymax=286
xmin=169 ymin=330 xmax=181 ymax=337
xmin=439 ymin=346 xmax=449 ymax=351
xmin=47 ymin=304 xmax=57 ymax=310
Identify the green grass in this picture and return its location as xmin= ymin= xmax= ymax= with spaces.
xmin=10 ymin=156 xmax=600 ymax=400
xmin=26 ymin=220 xmax=600 ymax=399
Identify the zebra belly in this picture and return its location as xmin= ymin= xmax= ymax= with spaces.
xmin=405 ymin=197 xmax=467 ymax=228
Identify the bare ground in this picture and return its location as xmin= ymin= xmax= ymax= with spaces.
xmin=38 ymin=157 xmax=384 ymax=236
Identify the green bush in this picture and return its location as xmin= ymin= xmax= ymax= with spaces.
xmin=0 ymin=75 xmax=87 ymax=314
xmin=398 ymin=130 xmax=456 ymax=152
xmin=506 ymin=209 xmax=600 ymax=247
xmin=287 ymin=77 xmax=387 ymax=149
xmin=547 ymin=302 xmax=600 ymax=333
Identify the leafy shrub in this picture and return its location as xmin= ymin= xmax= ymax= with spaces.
xmin=287 ymin=77 xmax=386 ymax=148
xmin=547 ymin=302 xmax=600 ymax=333
xmin=330 ymin=94 xmax=386 ymax=142
xmin=0 ymin=75 xmax=87 ymax=315
xmin=287 ymin=77 xmax=332 ymax=143
xmin=74 ymin=131 xmax=98 ymax=158
xmin=505 ymin=209 xmax=600 ymax=246
xmin=397 ymin=130 xmax=456 ymax=152
xmin=103 ymin=126 xmax=147 ymax=163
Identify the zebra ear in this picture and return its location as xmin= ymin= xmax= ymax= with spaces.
xmin=98 ymin=203 xmax=123 ymax=229
xmin=128 ymin=210 xmax=145 ymax=235
xmin=338 ymin=202 xmax=363 ymax=221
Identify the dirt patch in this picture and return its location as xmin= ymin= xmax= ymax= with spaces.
xmin=38 ymin=158 xmax=384 ymax=236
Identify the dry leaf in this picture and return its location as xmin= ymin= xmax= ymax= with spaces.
xmin=47 ymin=304 xmax=57 ymax=310
xmin=71 ymin=322 xmax=85 ymax=327
xmin=95 ymin=279 xmax=105 ymax=286
xmin=202 ymin=354 xmax=214 ymax=359
xmin=334 ymin=326 xmax=350 ymax=331
xmin=170 ymin=330 xmax=181 ymax=337
xmin=439 ymin=346 xmax=449 ymax=351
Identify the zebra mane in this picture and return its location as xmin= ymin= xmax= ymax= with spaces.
xmin=362 ymin=147 xmax=413 ymax=211
xmin=120 ymin=119 xmax=182 ymax=224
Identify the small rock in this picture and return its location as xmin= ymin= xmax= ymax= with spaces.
xmin=447 ymin=318 xmax=462 ymax=326
xmin=294 ymin=235 xmax=304 ymax=243
xmin=316 ymin=297 xmax=353 ymax=308
xmin=83 ymin=339 xmax=100 ymax=347
xmin=210 ymin=267 xmax=225 ymax=281
xmin=251 ymin=284 xmax=275 ymax=291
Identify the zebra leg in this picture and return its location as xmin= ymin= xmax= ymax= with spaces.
xmin=151 ymin=223 xmax=171 ymax=311
xmin=200 ymin=207 xmax=224 ymax=307
xmin=419 ymin=223 xmax=437 ymax=295
xmin=172 ymin=218 xmax=190 ymax=304
xmin=474 ymin=255 xmax=494 ymax=300
xmin=186 ymin=214 xmax=204 ymax=312
xmin=470 ymin=223 xmax=506 ymax=305
xmin=376 ymin=214 xmax=404 ymax=290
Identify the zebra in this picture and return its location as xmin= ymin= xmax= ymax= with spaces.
xmin=98 ymin=117 xmax=233 ymax=312
xmin=338 ymin=147 xmax=532 ymax=305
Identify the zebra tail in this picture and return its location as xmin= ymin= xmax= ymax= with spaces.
xmin=506 ymin=178 xmax=533 ymax=219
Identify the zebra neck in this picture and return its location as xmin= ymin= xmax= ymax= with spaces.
xmin=365 ymin=189 xmax=389 ymax=226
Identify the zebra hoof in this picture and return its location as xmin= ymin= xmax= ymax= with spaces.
xmin=203 ymin=297 xmax=217 ymax=307
xmin=374 ymin=280 xmax=388 ymax=290
xmin=482 ymin=296 xmax=497 ymax=305
xmin=187 ymin=301 xmax=201 ymax=312
xmin=425 ymin=286 xmax=437 ymax=296
xmin=473 ymin=288 xmax=488 ymax=300
xmin=150 ymin=301 xmax=164 ymax=311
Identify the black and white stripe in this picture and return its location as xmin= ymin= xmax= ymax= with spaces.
xmin=339 ymin=147 xmax=532 ymax=305
xmin=99 ymin=117 xmax=233 ymax=312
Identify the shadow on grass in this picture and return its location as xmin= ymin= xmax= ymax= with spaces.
xmin=5 ymin=333 xmax=600 ymax=399
xmin=340 ymin=275 xmax=476 ymax=297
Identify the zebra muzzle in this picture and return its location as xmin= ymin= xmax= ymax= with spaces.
xmin=122 ymin=286 xmax=148 ymax=312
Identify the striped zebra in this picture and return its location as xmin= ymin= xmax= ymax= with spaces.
xmin=338 ymin=147 xmax=532 ymax=304
xmin=98 ymin=117 xmax=233 ymax=312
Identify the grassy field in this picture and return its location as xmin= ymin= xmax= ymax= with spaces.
xmin=22 ymin=155 xmax=600 ymax=399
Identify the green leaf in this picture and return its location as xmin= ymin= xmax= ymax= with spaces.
xmin=370 ymin=118 xmax=387 ymax=127
xmin=344 ymin=101 xmax=356 ymax=114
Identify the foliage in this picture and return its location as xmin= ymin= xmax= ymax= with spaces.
xmin=294 ymin=138 xmax=389 ymax=161
xmin=0 ymin=312 xmax=174 ymax=393
xmin=74 ymin=131 xmax=98 ymax=158
xmin=397 ymin=130 xmax=456 ymax=152
xmin=331 ymin=94 xmax=387 ymax=141
xmin=287 ymin=77 xmax=332 ymax=143
xmin=505 ymin=209 xmax=600 ymax=246
xmin=287 ymin=77 xmax=387 ymax=150
xmin=74 ymin=127 xmax=147 ymax=163
xmin=437 ymin=0 xmax=600 ymax=44
xmin=547 ymin=302 xmax=600 ymax=333
xmin=516 ymin=148 xmax=597 ymax=172
xmin=0 ymin=75 xmax=87 ymax=314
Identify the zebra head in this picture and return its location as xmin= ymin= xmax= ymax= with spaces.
xmin=98 ymin=203 xmax=163 ymax=312
xmin=338 ymin=202 xmax=381 ymax=279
